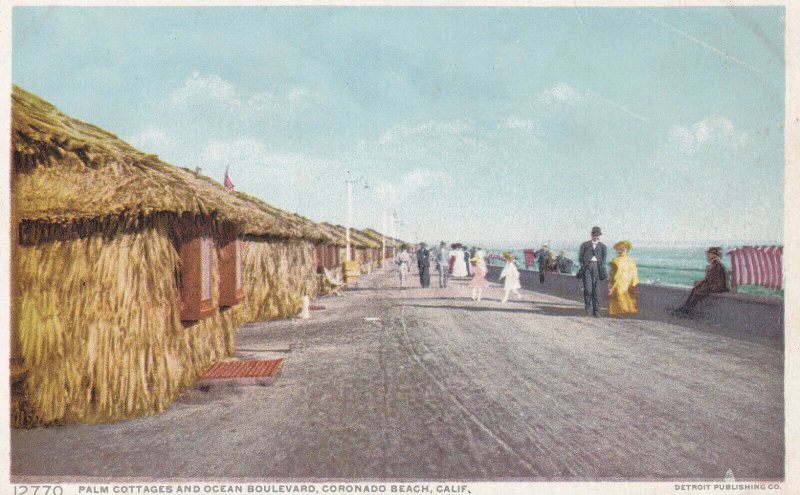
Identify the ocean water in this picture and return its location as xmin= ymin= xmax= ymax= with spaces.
xmin=487 ymin=246 xmax=783 ymax=298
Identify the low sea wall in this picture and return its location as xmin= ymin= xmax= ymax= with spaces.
xmin=486 ymin=266 xmax=783 ymax=339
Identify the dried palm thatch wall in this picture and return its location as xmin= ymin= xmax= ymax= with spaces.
xmin=11 ymin=214 xmax=239 ymax=428
xmin=239 ymin=237 xmax=319 ymax=323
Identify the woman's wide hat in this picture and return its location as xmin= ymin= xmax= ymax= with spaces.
xmin=502 ymin=252 xmax=515 ymax=261
xmin=614 ymin=240 xmax=632 ymax=251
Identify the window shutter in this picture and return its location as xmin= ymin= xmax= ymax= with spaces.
xmin=219 ymin=236 xmax=244 ymax=307
xmin=179 ymin=234 xmax=217 ymax=321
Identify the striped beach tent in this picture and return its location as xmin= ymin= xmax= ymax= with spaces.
xmin=727 ymin=245 xmax=783 ymax=291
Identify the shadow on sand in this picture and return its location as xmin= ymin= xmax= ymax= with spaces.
xmin=399 ymin=301 xmax=781 ymax=348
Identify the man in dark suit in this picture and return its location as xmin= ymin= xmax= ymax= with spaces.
xmin=536 ymin=244 xmax=550 ymax=284
xmin=577 ymin=226 xmax=608 ymax=317
xmin=417 ymin=243 xmax=431 ymax=288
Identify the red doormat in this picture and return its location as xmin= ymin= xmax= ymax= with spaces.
xmin=199 ymin=358 xmax=284 ymax=386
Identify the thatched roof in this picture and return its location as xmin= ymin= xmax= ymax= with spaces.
xmin=316 ymin=222 xmax=346 ymax=247
xmin=10 ymin=85 xmax=324 ymax=240
xmin=230 ymin=189 xmax=334 ymax=243
xmin=361 ymin=228 xmax=405 ymax=248
xmin=320 ymin=223 xmax=381 ymax=249
xmin=365 ymin=229 xmax=397 ymax=249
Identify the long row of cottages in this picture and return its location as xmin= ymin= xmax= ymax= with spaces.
xmin=9 ymin=86 xmax=404 ymax=428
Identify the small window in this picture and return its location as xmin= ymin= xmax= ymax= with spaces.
xmin=315 ymin=244 xmax=326 ymax=272
xmin=179 ymin=234 xmax=217 ymax=321
xmin=219 ymin=238 xmax=244 ymax=307
xmin=326 ymin=245 xmax=337 ymax=268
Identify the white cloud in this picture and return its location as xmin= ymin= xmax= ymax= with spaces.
xmin=669 ymin=117 xmax=746 ymax=155
xmin=198 ymin=139 xmax=332 ymax=183
xmin=199 ymin=138 xmax=267 ymax=168
xmin=403 ymin=168 xmax=448 ymax=190
xmin=372 ymin=168 xmax=449 ymax=204
xmin=128 ymin=127 xmax=174 ymax=153
xmin=287 ymin=87 xmax=309 ymax=102
xmin=536 ymin=83 xmax=650 ymax=123
xmin=537 ymin=82 xmax=584 ymax=104
xmin=498 ymin=117 xmax=536 ymax=132
xmin=379 ymin=120 xmax=471 ymax=145
xmin=170 ymin=72 xmax=237 ymax=106
xmin=169 ymin=72 xmax=311 ymax=121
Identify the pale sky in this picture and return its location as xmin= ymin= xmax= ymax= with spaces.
xmin=11 ymin=6 xmax=785 ymax=247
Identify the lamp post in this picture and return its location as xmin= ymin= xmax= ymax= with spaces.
xmin=346 ymin=180 xmax=353 ymax=262
xmin=382 ymin=211 xmax=387 ymax=266
xmin=390 ymin=211 xmax=399 ymax=258
xmin=345 ymin=173 xmax=369 ymax=262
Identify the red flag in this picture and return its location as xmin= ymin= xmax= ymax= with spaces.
xmin=223 ymin=167 xmax=235 ymax=190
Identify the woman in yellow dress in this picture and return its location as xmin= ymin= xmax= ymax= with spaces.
xmin=608 ymin=240 xmax=639 ymax=316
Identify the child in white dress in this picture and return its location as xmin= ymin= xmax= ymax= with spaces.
xmin=499 ymin=252 xmax=522 ymax=303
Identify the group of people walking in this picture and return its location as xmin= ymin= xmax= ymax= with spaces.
xmin=395 ymin=242 xmax=491 ymax=298
xmin=394 ymin=225 xmax=729 ymax=318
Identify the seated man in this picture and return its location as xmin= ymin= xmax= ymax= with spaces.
xmin=671 ymin=247 xmax=729 ymax=317
xmin=556 ymin=251 xmax=573 ymax=274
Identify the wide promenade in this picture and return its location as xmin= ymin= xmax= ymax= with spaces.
xmin=11 ymin=267 xmax=783 ymax=481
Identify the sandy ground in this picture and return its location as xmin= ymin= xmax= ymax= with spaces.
xmin=11 ymin=267 xmax=784 ymax=481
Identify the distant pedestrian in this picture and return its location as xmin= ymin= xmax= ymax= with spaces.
xmin=395 ymin=244 xmax=412 ymax=288
xmin=474 ymin=247 xmax=487 ymax=272
xmin=670 ymin=247 xmax=729 ymax=317
xmin=608 ymin=240 xmax=639 ymax=317
xmin=499 ymin=252 xmax=522 ymax=303
xmin=546 ymin=251 xmax=558 ymax=271
xmin=468 ymin=256 xmax=490 ymax=301
xmin=451 ymin=243 xmax=468 ymax=277
xmin=434 ymin=241 xmax=449 ymax=288
xmin=536 ymin=244 xmax=550 ymax=284
xmin=577 ymin=226 xmax=608 ymax=317
xmin=556 ymin=251 xmax=573 ymax=274
xmin=463 ymin=246 xmax=471 ymax=276
xmin=417 ymin=243 xmax=431 ymax=288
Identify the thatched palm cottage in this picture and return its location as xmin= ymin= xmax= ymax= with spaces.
xmin=364 ymin=228 xmax=405 ymax=263
xmin=320 ymin=223 xmax=381 ymax=274
xmin=361 ymin=228 xmax=402 ymax=268
xmin=225 ymin=190 xmax=343 ymax=311
xmin=9 ymin=86 xmax=323 ymax=427
xmin=317 ymin=222 xmax=348 ymax=274
xmin=351 ymin=229 xmax=382 ymax=273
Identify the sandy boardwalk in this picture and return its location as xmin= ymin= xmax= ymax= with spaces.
xmin=11 ymin=268 xmax=783 ymax=481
